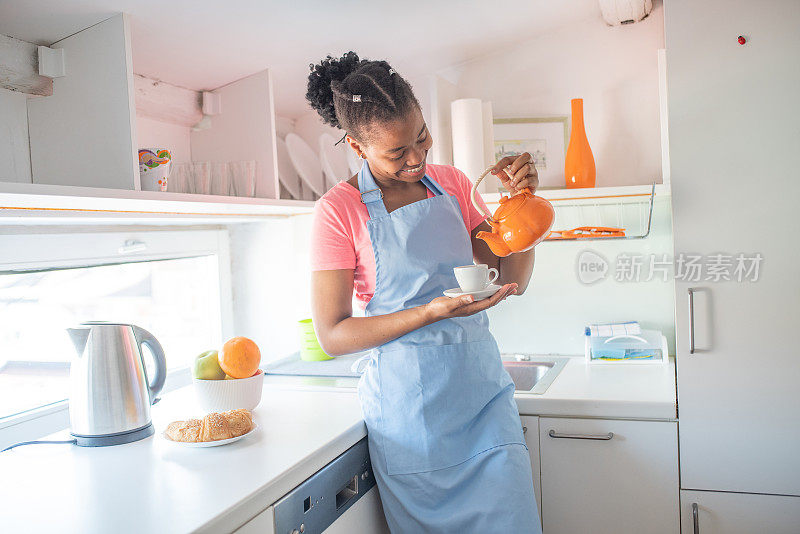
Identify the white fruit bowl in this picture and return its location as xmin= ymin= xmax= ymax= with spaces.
xmin=192 ymin=370 xmax=264 ymax=413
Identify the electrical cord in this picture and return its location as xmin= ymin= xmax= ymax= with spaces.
xmin=1 ymin=439 xmax=77 ymax=453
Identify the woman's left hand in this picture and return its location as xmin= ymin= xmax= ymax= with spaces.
xmin=491 ymin=152 xmax=539 ymax=195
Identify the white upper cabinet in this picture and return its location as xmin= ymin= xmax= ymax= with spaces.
xmin=189 ymin=69 xmax=280 ymax=199
xmin=3 ymin=12 xmax=284 ymax=203
xmin=27 ymin=14 xmax=138 ymax=190
xmin=666 ymin=0 xmax=800 ymax=496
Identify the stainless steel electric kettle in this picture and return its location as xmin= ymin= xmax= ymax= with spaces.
xmin=67 ymin=322 xmax=167 ymax=446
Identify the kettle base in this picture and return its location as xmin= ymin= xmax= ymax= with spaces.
xmin=72 ymin=422 xmax=154 ymax=447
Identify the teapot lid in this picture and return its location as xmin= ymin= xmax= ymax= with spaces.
xmin=493 ymin=192 xmax=529 ymax=220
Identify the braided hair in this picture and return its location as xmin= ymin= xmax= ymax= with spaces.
xmin=306 ymin=51 xmax=420 ymax=145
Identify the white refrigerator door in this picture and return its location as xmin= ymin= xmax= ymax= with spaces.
xmin=667 ymin=0 xmax=800 ymax=495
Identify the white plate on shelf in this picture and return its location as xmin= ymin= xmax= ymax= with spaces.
xmin=276 ymin=138 xmax=303 ymax=200
xmin=319 ymin=133 xmax=351 ymax=190
xmin=285 ymin=133 xmax=326 ymax=197
xmin=162 ymin=423 xmax=258 ymax=448
xmin=443 ymin=284 xmax=503 ymax=301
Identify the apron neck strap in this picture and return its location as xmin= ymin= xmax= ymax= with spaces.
xmin=357 ymin=160 xmax=388 ymax=219
xmin=358 ymin=161 xmax=447 ymax=220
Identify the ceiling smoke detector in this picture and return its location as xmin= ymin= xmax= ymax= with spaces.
xmin=598 ymin=0 xmax=653 ymax=26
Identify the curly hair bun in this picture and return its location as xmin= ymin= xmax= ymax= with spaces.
xmin=306 ymin=51 xmax=363 ymax=129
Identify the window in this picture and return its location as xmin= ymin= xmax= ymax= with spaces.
xmin=0 ymin=229 xmax=230 ymax=423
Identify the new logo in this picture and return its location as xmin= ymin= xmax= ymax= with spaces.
xmin=577 ymin=250 xmax=609 ymax=284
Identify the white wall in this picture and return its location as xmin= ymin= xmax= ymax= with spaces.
xmin=447 ymin=3 xmax=665 ymax=187
xmin=487 ymin=195 xmax=675 ymax=356
xmin=274 ymin=115 xmax=295 ymax=139
xmin=428 ymin=74 xmax=459 ymax=165
xmin=0 ymin=88 xmax=32 ymax=183
xmin=135 ymin=116 xmax=192 ymax=164
xmin=228 ymin=216 xmax=314 ymax=362
xmin=230 ymin=194 xmax=674 ymax=359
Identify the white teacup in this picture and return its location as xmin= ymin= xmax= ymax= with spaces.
xmin=454 ymin=264 xmax=499 ymax=292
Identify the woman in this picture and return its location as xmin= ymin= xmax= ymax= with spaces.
xmin=307 ymin=52 xmax=541 ymax=533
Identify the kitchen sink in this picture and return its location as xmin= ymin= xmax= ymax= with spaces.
xmin=501 ymin=355 xmax=568 ymax=394
xmin=263 ymin=354 xmax=568 ymax=395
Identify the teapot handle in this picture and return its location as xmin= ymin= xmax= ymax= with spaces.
xmin=471 ymin=165 xmax=502 ymax=224
xmin=132 ymin=326 xmax=167 ymax=403
xmin=472 ymin=165 xmax=532 ymax=224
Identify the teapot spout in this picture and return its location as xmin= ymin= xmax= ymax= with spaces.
xmin=67 ymin=327 xmax=91 ymax=357
xmin=476 ymin=230 xmax=512 ymax=257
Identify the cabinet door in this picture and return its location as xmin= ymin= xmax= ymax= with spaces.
xmin=520 ymin=415 xmax=542 ymax=521
xmin=681 ymin=490 xmax=800 ymax=534
xmin=539 ymin=418 xmax=679 ymax=534
xmin=666 ymin=0 xmax=800 ymax=495
xmin=27 ymin=14 xmax=139 ymax=190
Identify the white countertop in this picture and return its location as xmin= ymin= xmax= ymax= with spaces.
xmin=514 ymin=357 xmax=677 ymax=420
xmin=0 ymin=388 xmax=367 ymax=534
xmin=264 ymin=356 xmax=677 ymax=421
xmin=0 ymin=357 xmax=675 ymax=534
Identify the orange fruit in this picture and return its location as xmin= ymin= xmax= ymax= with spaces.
xmin=218 ymin=337 xmax=261 ymax=379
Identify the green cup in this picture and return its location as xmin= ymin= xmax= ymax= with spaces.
xmin=298 ymin=318 xmax=333 ymax=361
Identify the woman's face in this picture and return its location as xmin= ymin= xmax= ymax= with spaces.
xmin=349 ymin=107 xmax=434 ymax=185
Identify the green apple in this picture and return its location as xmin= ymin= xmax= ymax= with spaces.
xmin=192 ymin=350 xmax=226 ymax=380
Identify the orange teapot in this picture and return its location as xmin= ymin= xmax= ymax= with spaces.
xmin=471 ymin=165 xmax=555 ymax=257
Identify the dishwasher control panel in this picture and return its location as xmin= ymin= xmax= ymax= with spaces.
xmin=274 ymin=437 xmax=377 ymax=534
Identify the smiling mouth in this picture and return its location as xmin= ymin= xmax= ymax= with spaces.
xmin=400 ymin=162 xmax=425 ymax=175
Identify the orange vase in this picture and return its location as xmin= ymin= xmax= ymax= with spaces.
xmin=564 ymin=98 xmax=596 ymax=188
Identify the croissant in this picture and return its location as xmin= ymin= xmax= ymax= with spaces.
xmin=166 ymin=418 xmax=202 ymax=442
xmin=166 ymin=409 xmax=254 ymax=443
xmin=224 ymin=409 xmax=254 ymax=436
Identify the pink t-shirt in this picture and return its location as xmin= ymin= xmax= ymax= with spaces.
xmin=311 ymin=164 xmax=489 ymax=308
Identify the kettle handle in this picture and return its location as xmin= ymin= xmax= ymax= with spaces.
xmin=132 ymin=326 xmax=167 ymax=403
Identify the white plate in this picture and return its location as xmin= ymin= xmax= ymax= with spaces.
xmin=443 ymin=284 xmax=503 ymax=301
xmin=318 ymin=133 xmax=350 ymax=190
xmin=285 ymin=133 xmax=326 ymax=197
xmin=162 ymin=423 xmax=258 ymax=448
xmin=276 ymin=138 xmax=303 ymax=200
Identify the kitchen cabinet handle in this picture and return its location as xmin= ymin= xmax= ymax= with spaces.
xmin=522 ymin=426 xmax=528 ymax=434
xmin=692 ymin=502 xmax=699 ymax=533
xmin=548 ymin=430 xmax=614 ymax=440
xmin=688 ymin=288 xmax=696 ymax=354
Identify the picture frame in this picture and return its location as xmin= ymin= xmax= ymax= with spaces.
xmin=493 ymin=117 xmax=569 ymax=190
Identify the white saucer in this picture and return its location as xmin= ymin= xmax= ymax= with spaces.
xmin=162 ymin=423 xmax=258 ymax=448
xmin=443 ymin=284 xmax=503 ymax=301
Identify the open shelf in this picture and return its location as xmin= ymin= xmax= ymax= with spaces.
xmin=483 ymin=184 xmax=668 ymax=241
xmin=0 ymin=181 xmax=314 ymax=225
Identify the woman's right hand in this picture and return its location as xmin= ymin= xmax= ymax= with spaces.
xmin=424 ymin=283 xmax=518 ymax=322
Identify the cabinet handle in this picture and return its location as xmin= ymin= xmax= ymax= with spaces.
xmin=548 ymin=430 xmax=614 ymax=440
xmin=692 ymin=502 xmax=699 ymax=533
xmin=522 ymin=426 xmax=528 ymax=434
xmin=688 ymin=288 xmax=696 ymax=354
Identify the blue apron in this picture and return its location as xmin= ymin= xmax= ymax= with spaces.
xmin=356 ymin=161 xmax=542 ymax=533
